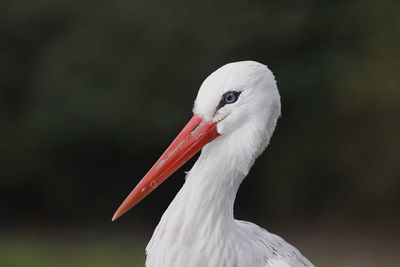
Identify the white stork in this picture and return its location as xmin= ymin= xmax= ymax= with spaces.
xmin=112 ymin=61 xmax=314 ymax=267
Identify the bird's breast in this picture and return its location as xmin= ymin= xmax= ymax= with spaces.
xmin=144 ymin=184 xmax=266 ymax=267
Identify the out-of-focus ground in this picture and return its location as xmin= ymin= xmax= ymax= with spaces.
xmin=1 ymin=218 xmax=399 ymax=267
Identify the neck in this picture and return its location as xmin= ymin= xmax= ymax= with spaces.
xmin=145 ymin=144 xmax=245 ymax=262
xmin=145 ymin=126 xmax=271 ymax=266
xmin=149 ymin=125 xmax=269 ymax=241
xmin=181 ymin=148 xmax=245 ymax=228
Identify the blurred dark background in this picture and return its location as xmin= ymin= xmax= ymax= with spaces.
xmin=1 ymin=0 xmax=399 ymax=266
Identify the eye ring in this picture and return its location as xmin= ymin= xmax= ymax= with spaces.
xmin=216 ymin=90 xmax=241 ymax=110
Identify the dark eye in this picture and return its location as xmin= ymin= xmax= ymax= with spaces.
xmin=216 ymin=91 xmax=241 ymax=110
xmin=224 ymin=92 xmax=238 ymax=104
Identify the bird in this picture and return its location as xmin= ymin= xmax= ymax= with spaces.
xmin=112 ymin=61 xmax=314 ymax=267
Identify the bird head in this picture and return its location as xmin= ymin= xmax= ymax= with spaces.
xmin=194 ymin=60 xmax=280 ymax=137
xmin=112 ymin=61 xmax=280 ymax=221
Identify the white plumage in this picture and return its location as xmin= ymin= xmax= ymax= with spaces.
xmin=114 ymin=61 xmax=314 ymax=267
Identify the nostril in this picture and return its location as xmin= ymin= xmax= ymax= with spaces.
xmin=190 ymin=122 xmax=201 ymax=134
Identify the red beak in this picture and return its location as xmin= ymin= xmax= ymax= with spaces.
xmin=112 ymin=114 xmax=220 ymax=221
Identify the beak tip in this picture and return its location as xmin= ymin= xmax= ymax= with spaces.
xmin=111 ymin=212 xmax=120 ymax=222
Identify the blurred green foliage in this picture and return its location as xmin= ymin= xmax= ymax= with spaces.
xmin=0 ymin=231 xmax=146 ymax=267
xmin=1 ymin=229 xmax=399 ymax=267
xmin=1 ymin=0 xmax=399 ymax=226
